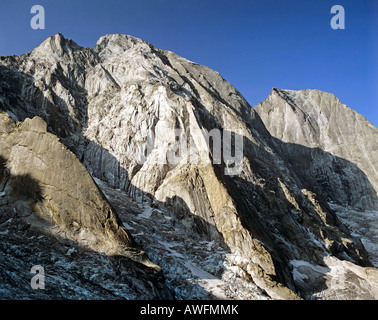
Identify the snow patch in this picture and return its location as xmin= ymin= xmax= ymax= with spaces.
xmin=329 ymin=202 xmax=378 ymax=267
xmin=184 ymin=261 xmax=227 ymax=299
xmin=137 ymin=206 xmax=153 ymax=219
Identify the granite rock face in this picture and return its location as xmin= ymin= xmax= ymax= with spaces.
xmin=255 ymin=88 xmax=378 ymax=270
xmin=0 ymin=112 xmax=134 ymax=247
xmin=255 ymin=88 xmax=378 ymax=211
xmin=0 ymin=111 xmax=172 ymax=299
xmin=0 ymin=34 xmax=377 ymax=299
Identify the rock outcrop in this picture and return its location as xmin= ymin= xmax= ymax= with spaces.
xmin=0 ymin=111 xmax=172 ymax=299
xmin=0 ymin=34 xmax=377 ymax=299
xmin=254 ymin=88 xmax=378 ymax=268
xmin=254 ymin=88 xmax=378 ymax=210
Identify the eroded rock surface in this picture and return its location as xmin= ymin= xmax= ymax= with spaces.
xmin=254 ymin=88 xmax=378 ymax=210
xmin=0 ymin=34 xmax=377 ymax=299
xmin=0 ymin=112 xmax=172 ymax=299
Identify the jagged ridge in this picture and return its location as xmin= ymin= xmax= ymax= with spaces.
xmin=0 ymin=34 xmax=377 ymax=300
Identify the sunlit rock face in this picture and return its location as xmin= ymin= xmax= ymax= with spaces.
xmin=0 ymin=34 xmax=377 ymax=300
xmin=0 ymin=111 xmax=172 ymax=299
xmin=255 ymin=88 xmax=378 ymax=211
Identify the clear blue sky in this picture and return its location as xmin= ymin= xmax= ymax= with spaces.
xmin=1 ymin=0 xmax=377 ymax=126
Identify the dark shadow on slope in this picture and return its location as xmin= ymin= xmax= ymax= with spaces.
xmin=0 ymin=156 xmax=7 ymax=190
xmin=0 ymin=154 xmax=173 ymax=300
xmin=178 ymin=100 xmax=375 ymax=296
xmin=0 ymin=62 xmax=88 ymax=157
xmin=0 ymin=208 xmax=172 ymax=300
xmin=0 ymin=155 xmax=43 ymax=203
xmin=82 ymin=141 xmax=233 ymax=300
xmin=270 ymin=138 xmax=378 ymax=210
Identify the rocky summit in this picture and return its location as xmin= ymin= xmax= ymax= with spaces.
xmin=0 ymin=33 xmax=377 ymax=300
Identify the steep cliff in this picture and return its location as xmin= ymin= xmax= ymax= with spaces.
xmin=255 ymin=88 xmax=378 ymax=210
xmin=255 ymin=88 xmax=378 ymax=268
xmin=0 ymin=34 xmax=377 ymax=299
xmin=0 ymin=111 xmax=172 ymax=299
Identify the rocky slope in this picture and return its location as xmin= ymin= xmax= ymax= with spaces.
xmin=0 ymin=112 xmax=172 ymax=299
xmin=254 ymin=88 xmax=378 ymax=267
xmin=0 ymin=33 xmax=377 ymax=299
xmin=254 ymin=88 xmax=378 ymax=211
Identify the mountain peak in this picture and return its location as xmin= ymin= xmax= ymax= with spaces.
xmin=0 ymin=33 xmax=377 ymax=300
xmin=96 ymin=33 xmax=140 ymax=43
xmin=93 ymin=33 xmax=151 ymax=53
xmin=256 ymin=85 xmax=378 ymax=209
xmin=267 ymin=87 xmax=342 ymax=114
xmin=31 ymin=33 xmax=81 ymax=58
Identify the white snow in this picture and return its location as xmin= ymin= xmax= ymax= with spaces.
xmin=289 ymin=259 xmax=330 ymax=282
xmin=137 ymin=206 xmax=153 ymax=219
xmin=184 ymin=261 xmax=218 ymax=280
xmin=329 ymin=202 xmax=378 ymax=267
xmin=206 ymin=240 xmax=214 ymax=251
xmin=122 ymin=222 xmax=135 ymax=230
xmin=184 ymin=261 xmax=227 ymax=299
xmin=158 ymin=241 xmax=185 ymax=259
xmin=65 ymin=248 xmax=76 ymax=256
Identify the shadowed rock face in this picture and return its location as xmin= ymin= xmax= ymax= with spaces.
xmin=0 ymin=112 xmax=136 ymax=247
xmin=0 ymin=112 xmax=172 ymax=299
xmin=0 ymin=33 xmax=377 ymax=300
xmin=254 ymin=88 xmax=378 ymax=277
xmin=254 ymin=88 xmax=378 ymax=211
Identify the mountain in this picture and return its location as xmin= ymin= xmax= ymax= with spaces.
xmin=0 ymin=111 xmax=172 ymax=299
xmin=255 ymin=88 xmax=378 ymax=211
xmin=0 ymin=33 xmax=377 ymax=300
xmin=254 ymin=88 xmax=378 ymax=268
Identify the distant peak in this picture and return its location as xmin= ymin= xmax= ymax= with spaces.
xmin=43 ymin=33 xmax=70 ymax=46
xmin=96 ymin=33 xmax=144 ymax=45
xmin=271 ymin=88 xmax=335 ymax=102
xmin=93 ymin=33 xmax=152 ymax=53
xmin=52 ymin=32 xmax=65 ymax=40
xmin=33 ymin=33 xmax=81 ymax=56
xmin=272 ymin=88 xmax=297 ymax=95
xmin=96 ymin=33 xmax=134 ymax=42
xmin=264 ymin=87 xmax=355 ymax=119
xmin=272 ymin=87 xmax=332 ymax=96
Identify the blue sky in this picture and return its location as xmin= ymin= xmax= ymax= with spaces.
xmin=0 ymin=0 xmax=377 ymax=126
